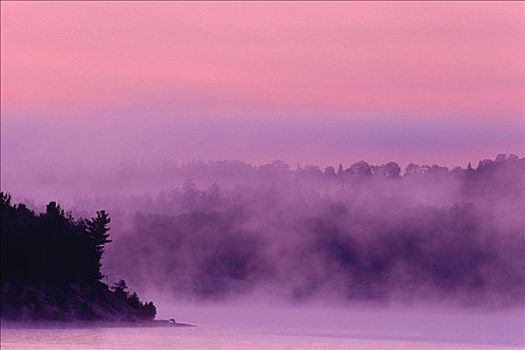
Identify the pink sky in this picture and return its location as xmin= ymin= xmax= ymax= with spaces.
xmin=1 ymin=1 xmax=523 ymax=169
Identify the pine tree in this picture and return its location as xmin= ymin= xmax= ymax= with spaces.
xmin=85 ymin=210 xmax=112 ymax=255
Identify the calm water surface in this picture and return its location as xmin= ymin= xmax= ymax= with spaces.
xmin=2 ymin=304 xmax=523 ymax=350
xmin=0 ymin=326 xmax=520 ymax=350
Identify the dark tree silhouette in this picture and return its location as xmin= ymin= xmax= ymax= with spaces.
xmin=0 ymin=194 xmax=157 ymax=321
xmin=112 ymin=279 xmax=129 ymax=300
xmin=86 ymin=210 xmax=112 ymax=254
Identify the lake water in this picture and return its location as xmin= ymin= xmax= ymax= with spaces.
xmin=2 ymin=304 xmax=523 ymax=349
xmin=1 ymin=326 xmax=521 ymax=350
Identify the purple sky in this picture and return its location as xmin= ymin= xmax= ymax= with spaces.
xmin=1 ymin=1 xmax=523 ymax=179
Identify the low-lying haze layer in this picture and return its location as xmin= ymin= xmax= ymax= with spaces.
xmin=81 ymin=154 xmax=525 ymax=307
xmin=3 ymin=155 xmax=523 ymax=306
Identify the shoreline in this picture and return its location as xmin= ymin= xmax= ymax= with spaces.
xmin=0 ymin=320 xmax=195 ymax=329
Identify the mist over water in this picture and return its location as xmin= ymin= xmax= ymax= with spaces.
xmin=5 ymin=155 xmax=523 ymax=306
xmin=154 ymin=301 xmax=524 ymax=347
xmin=94 ymin=155 xmax=521 ymax=306
xmin=2 ymin=155 xmax=524 ymax=347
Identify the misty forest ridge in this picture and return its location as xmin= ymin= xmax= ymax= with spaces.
xmin=104 ymin=154 xmax=524 ymax=305
xmin=1 ymin=154 xmax=523 ymax=321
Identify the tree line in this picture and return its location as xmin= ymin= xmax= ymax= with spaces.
xmin=0 ymin=192 xmax=156 ymax=321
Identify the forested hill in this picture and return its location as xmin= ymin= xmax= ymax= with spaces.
xmin=0 ymin=193 xmax=156 ymax=321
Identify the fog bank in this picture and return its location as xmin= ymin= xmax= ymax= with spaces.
xmin=93 ymin=155 xmax=525 ymax=307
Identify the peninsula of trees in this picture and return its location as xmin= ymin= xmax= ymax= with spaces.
xmin=0 ymin=193 xmax=156 ymax=321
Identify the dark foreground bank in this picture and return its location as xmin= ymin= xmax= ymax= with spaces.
xmin=0 ymin=193 xmax=157 ymax=322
